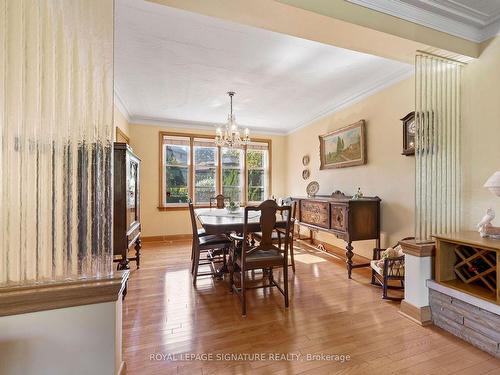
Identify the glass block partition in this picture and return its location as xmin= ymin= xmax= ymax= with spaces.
xmin=0 ymin=0 xmax=114 ymax=285
xmin=415 ymin=53 xmax=463 ymax=243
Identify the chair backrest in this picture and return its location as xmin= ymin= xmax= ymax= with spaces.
xmin=210 ymin=194 xmax=226 ymax=209
xmin=188 ymin=199 xmax=199 ymax=238
xmin=281 ymin=197 xmax=297 ymax=221
xmin=242 ymin=200 xmax=292 ymax=262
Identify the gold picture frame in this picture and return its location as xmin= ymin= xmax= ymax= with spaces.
xmin=319 ymin=120 xmax=366 ymax=169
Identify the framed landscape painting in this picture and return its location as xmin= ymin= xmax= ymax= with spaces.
xmin=319 ymin=120 xmax=366 ymax=169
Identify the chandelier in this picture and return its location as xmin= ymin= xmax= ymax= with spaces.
xmin=214 ymin=91 xmax=250 ymax=148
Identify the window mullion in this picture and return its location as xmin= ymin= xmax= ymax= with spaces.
xmin=189 ymin=136 xmax=194 ymax=204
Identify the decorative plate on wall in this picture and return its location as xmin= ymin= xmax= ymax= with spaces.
xmin=306 ymin=181 xmax=320 ymax=197
xmin=302 ymin=169 xmax=310 ymax=180
xmin=302 ymin=155 xmax=310 ymax=166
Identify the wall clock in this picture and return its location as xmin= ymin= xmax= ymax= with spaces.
xmin=401 ymin=111 xmax=415 ymax=156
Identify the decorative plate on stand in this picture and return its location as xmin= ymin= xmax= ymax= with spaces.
xmin=306 ymin=181 xmax=319 ymax=197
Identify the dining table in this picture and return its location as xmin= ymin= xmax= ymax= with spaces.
xmin=194 ymin=207 xmax=286 ymax=235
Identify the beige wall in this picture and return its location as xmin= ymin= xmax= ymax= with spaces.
xmin=286 ymin=78 xmax=415 ymax=258
xmin=114 ymin=105 xmax=130 ymax=141
xmin=128 ymin=122 xmax=287 ymax=237
xmin=462 ymin=36 xmax=500 ymax=230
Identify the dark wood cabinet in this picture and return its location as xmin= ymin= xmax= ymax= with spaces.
xmin=113 ymin=142 xmax=141 ymax=270
xmin=293 ymin=191 xmax=381 ymax=278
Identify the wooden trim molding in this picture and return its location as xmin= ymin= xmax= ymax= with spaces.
xmin=399 ymin=238 xmax=435 ymax=257
xmin=399 ymin=299 xmax=432 ymax=326
xmin=0 ymin=271 xmax=129 ymax=317
xmin=115 ymin=127 xmax=130 ymax=144
xmin=118 ymin=361 xmax=127 ymax=375
xmin=142 ymin=234 xmax=193 ymax=242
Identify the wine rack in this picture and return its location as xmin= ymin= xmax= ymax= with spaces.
xmin=453 ymin=245 xmax=497 ymax=292
xmin=434 ymin=232 xmax=500 ymax=305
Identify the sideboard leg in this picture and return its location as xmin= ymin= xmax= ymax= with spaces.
xmin=346 ymin=241 xmax=354 ymax=279
xmin=135 ymin=238 xmax=142 ymax=269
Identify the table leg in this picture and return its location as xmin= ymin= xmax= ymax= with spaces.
xmin=346 ymin=241 xmax=354 ymax=279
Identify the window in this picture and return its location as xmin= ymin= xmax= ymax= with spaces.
xmin=221 ymin=147 xmax=244 ymax=203
xmin=162 ymin=135 xmax=190 ymax=206
xmin=159 ymin=132 xmax=271 ymax=208
xmin=247 ymin=142 xmax=269 ymax=204
xmin=193 ymin=138 xmax=218 ymax=205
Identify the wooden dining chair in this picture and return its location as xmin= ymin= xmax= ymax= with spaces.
xmin=252 ymin=197 xmax=297 ymax=272
xmin=228 ymin=199 xmax=292 ymax=316
xmin=189 ymin=201 xmax=231 ymax=285
xmin=209 ymin=194 xmax=226 ymax=209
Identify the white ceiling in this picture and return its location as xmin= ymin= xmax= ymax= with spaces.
xmin=347 ymin=0 xmax=500 ymax=42
xmin=115 ymin=0 xmax=413 ymax=134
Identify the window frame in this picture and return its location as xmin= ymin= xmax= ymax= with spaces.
xmin=158 ymin=131 xmax=271 ymax=210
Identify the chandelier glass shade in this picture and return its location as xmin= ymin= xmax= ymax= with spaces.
xmin=214 ymin=91 xmax=250 ymax=148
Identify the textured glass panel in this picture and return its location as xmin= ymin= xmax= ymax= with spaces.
xmin=0 ymin=0 xmax=114 ymax=285
xmin=415 ymin=53 xmax=462 ymax=242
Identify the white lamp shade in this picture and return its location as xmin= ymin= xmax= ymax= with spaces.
xmin=484 ymin=171 xmax=500 ymax=197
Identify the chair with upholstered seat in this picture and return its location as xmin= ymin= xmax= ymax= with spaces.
xmin=189 ymin=201 xmax=231 ymax=285
xmin=228 ymin=200 xmax=292 ymax=316
xmin=252 ymin=197 xmax=297 ymax=272
xmin=370 ymin=237 xmax=414 ymax=300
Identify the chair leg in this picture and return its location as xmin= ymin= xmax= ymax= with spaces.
xmin=283 ymin=263 xmax=289 ymax=308
xmin=371 ymin=269 xmax=376 ymax=285
xmin=229 ymin=263 xmax=234 ymax=292
xmin=241 ymin=268 xmax=247 ymax=317
xmin=192 ymin=247 xmax=200 ymax=286
xmin=289 ymin=234 xmax=295 ymax=273
xmin=382 ymin=276 xmax=388 ymax=299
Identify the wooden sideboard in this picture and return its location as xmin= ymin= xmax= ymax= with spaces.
xmin=292 ymin=191 xmax=381 ymax=278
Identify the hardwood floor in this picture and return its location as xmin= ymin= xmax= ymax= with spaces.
xmin=122 ymin=240 xmax=500 ymax=374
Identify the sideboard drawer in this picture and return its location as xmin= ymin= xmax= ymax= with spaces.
xmin=331 ymin=204 xmax=348 ymax=232
xmin=300 ymin=200 xmax=330 ymax=229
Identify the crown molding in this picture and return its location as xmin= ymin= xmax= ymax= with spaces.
xmin=128 ymin=115 xmax=287 ymax=135
xmin=286 ymin=66 xmax=414 ymax=135
xmin=114 ymin=88 xmax=131 ymax=122
xmin=346 ymin=0 xmax=499 ymax=43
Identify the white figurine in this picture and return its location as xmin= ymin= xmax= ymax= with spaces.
xmin=477 ymin=208 xmax=495 ymax=237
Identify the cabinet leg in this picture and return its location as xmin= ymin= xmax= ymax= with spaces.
xmin=345 ymin=242 xmax=354 ymax=279
xmin=135 ymin=238 xmax=142 ymax=269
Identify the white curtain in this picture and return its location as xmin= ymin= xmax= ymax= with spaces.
xmin=415 ymin=53 xmax=463 ymax=242
xmin=0 ymin=0 xmax=114 ymax=285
